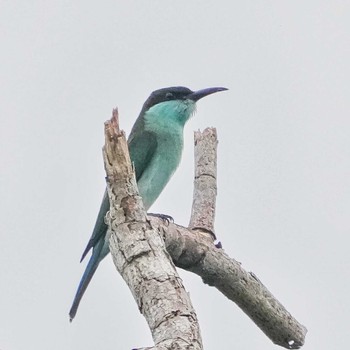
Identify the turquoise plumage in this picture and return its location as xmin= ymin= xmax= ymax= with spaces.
xmin=69 ymin=86 xmax=227 ymax=321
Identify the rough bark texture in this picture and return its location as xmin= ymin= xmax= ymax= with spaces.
xmin=103 ymin=109 xmax=203 ymax=350
xmin=150 ymin=218 xmax=307 ymax=349
xmin=186 ymin=128 xmax=306 ymax=348
xmin=102 ymin=111 xmax=307 ymax=349
xmin=189 ymin=129 xmax=218 ymax=237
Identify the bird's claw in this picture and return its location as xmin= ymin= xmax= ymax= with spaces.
xmin=215 ymin=241 xmax=223 ymax=249
xmin=147 ymin=213 xmax=174 ymax=224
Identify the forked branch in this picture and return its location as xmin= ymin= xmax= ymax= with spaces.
xmin=103 ymin=109 xmax=307 ymax=349
xmin=103 ymin=108 xmax=202 ymax=350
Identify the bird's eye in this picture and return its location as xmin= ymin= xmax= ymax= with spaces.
xmin=165 ymin=92 xmax=174 ymax=99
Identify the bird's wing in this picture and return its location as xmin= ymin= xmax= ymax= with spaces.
xmin=71 ymin=120 xmax=158 ymax=320
xmin=79 ymin=128 xmax=157 ymax=262
xmin=80 ymin=189 xmax=109 ymax=262
xmin=128 ymin=129 xmax=158 ymax=182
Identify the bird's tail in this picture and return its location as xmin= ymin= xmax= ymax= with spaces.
xmin=69 ymin=239 xmax=109 ymax=321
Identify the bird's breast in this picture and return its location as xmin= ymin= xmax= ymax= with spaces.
xmin=137 ymin=131 xmax=184 ymax=210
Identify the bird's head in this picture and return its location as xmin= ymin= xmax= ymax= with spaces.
xmin=141 ymin=86 xmax=228 ymax=128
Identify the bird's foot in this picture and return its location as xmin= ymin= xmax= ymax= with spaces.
xmin=147 ymin=213 xmax=174 ymax=224
xmin=215 ymin=241 xmax=223 ymax=249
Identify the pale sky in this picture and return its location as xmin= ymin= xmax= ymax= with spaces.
xmin=1 ymin=1 xmax=349 ymax=349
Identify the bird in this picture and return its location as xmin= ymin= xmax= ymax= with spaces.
xmin=69 ymin=86 xmax=228 ymax=321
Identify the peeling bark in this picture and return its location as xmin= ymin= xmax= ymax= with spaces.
xmin=103 ymin=109 xmax=203 ymax=350
xmin=189 ymin=128 xmax=218 ymax=238
xmin=151 ymin=218 xmax=307 ymax=349
xmin=102 ymin=110 xmax=307 ymax=349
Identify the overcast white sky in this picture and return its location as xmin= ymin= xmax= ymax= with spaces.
xmin=1 ymin=1 xmax=349 ymax=349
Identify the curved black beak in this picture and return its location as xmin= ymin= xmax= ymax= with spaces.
xmin=187 ymin=87 xmax=228 ymax=102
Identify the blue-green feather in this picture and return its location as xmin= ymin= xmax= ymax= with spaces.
xmin=69 ymin=99 xmax=195 ymax=320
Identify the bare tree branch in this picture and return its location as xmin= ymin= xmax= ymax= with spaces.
xmin=189 ymin=128 xmax=218 ymax=237
xmin=103 ymin=109 xmax=203 ymax=350
xmin=103 ymin=111 xmax=307 ymax=349
xmin=150 ymin=217 xmax=307 ymax=349
xmin=183 ymin=127 xmax=307 ymax=348
xmin=153 ymin=127 xmax=306 ymax=349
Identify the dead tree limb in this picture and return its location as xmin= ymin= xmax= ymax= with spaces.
xmin=103 ymin=109 xmax=203 ymax=350
xmin=148 ymin=127 xmax=307 ymax=349
xmin=189 ymin=128 xmax=218 ymax=236
xmin=150 ymin=217 xmax=307 ymax=349
xmin=103 ymin=110 xmax=307 ymax=349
